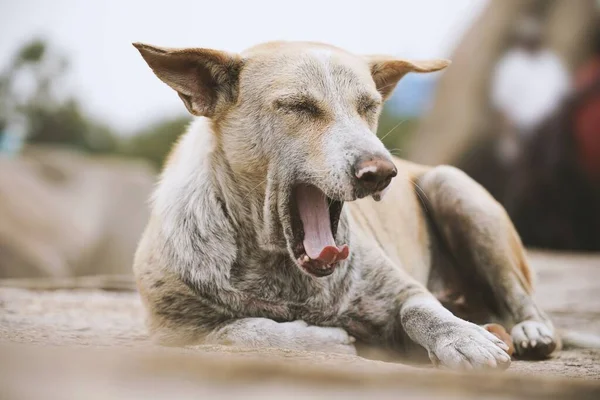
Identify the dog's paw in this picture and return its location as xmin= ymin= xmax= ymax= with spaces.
xmin=303 ymin=325 xmax=357 ymax=355
xmin=511 ymin=320 xmax=557 ymax=359
xmin=483 ymin=323 xmax=514 ymax=356
xmin=285 ymin=321 xmax=356 ymax=355
xmin=429 ymin=322 xmax=511 ymax=370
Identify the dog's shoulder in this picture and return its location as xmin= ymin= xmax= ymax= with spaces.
xmin=345 ymin=157 xmax=433 ymax=280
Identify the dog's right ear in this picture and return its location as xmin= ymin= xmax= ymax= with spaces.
xmin=133 ymin=43 xmax=244 ymax=117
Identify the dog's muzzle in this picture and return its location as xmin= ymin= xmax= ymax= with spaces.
xmin=353 ymin=155 xmax=397 ymax=200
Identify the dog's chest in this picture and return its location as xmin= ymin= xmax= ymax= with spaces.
xmin=229 ymin=254 xmax=350 ymax=323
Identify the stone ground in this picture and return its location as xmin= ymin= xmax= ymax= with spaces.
xmin=1 ymin=250 xmax=599 ymax=399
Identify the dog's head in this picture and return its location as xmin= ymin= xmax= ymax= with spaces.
xmin=135 ymin=41 xmax=449 ymax=277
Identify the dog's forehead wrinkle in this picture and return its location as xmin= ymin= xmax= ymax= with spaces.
xmin=242 ymin=44 xmax=372 ymax=104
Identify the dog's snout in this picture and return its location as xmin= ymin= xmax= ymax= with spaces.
xmin=354 ymin=156 xmax=397 ymax=194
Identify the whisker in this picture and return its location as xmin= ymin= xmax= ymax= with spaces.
xmin=387 ymin=148 xmax=405 ymax=156
xmin=411 ymin=180 xmax=430 ymax=214
xmin=242 ymin=177 xmax=268 ymax=202
xmin=379 ymin=119 xmax=406 ymax=142
xmin=377 ymin=80 xmax=401 ymax=93
xmin=410 ymin=179 xmax=430 ymax=215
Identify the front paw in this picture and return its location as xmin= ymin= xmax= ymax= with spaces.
xmin=511 ymin=320 xmax=557 ymax=359
xmin=429 ymin=321 xmax=511 ymax=370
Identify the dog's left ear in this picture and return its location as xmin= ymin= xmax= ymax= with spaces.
xmin=366 ymin=56 xmax=451 ymax=100
xmin=133 ymin=43 xmax=244 ymax=117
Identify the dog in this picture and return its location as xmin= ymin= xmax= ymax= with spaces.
xmin=132 ymin=41 xmax=561 ymax=370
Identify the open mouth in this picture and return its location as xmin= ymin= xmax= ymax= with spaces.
xmin=289 ymin=184 xmax=349 ymax=277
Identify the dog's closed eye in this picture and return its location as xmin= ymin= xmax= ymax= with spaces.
xmin=357 ymin=94 xmax=381 ymax=116
xmin=274 ymin=96 xmax=322 ymax=117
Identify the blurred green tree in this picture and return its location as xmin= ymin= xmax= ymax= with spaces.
xmin=0 ymin=39 xmax=118 ymax=153
xmin=376 ymin=105 xmax=419 ymax=159
xmin=0 ymin=39 xmax=192 ymax=167
xmin=120 ymin=116 xmax=190 ymax=168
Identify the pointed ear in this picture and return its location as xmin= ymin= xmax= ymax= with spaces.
xmin=366 ymin=56 xmax=451 ymax=100
xmin=133 ymin=42 xmax=244 ymax=117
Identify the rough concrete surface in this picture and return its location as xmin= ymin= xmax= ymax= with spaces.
xmin=1 ymin=250 xmax=599 ymax=399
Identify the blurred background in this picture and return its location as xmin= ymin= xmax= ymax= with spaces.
xmin=1 ymin=0 xmax=599 ymax=279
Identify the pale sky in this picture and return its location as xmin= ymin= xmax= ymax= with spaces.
xmin=0 ymin=0 xmax=488 ymax=132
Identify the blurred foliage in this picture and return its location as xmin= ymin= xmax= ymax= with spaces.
xmin=15 ymin=40 xmax=46 ymax=65
xmin=24 ymin=100 xmax=118 ymax=153
xmin=376 ymin=106 xmax=419 ymax=159
xmin=120 ymin=116 xmax=190 ymax=168
xmin=0 ymin=39 xmax=190 ymax=168
xmin=0 ymin=39 xmax=119 ymax=154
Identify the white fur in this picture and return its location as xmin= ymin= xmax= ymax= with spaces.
xmin=309 ymin=48 xmax=332 ymax=62
xmin=205 ymin=318 xmax=356 ymax=355
xmin=152 ymin=118 xmax=214 ymax=218
xmin=152 ymin=118 xmax=238 ymax=290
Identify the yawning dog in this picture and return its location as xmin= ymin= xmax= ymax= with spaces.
xmin=132 ymin=41 xmax=561 ymax=370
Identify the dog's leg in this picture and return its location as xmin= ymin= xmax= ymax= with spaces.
xmin=145 ymin=295 xmax=357 ymax=354
xmin=346 ymin=245 xmax=511 ymax=370
xmin=204 ymin=318 xmax=357 ymax=354
xmin=151 ymin=314 xmax=357 ymax=355
xmin=398 ymin=293 xmax=512 ymax=369
xmin=417 ymin=165 xmax=558 ymax=359
xmin=138 ymin=272 xmax=356 ymax=355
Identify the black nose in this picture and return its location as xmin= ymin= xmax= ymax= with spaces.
xmin=354 ymin=156 xmax=397 ymax=194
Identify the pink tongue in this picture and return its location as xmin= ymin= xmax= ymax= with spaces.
xmin=296 ymin=185 xmax=349 ymax=264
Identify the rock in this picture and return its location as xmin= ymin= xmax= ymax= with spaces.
xmin=0 ymin=145 xmax=155 ymax=278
